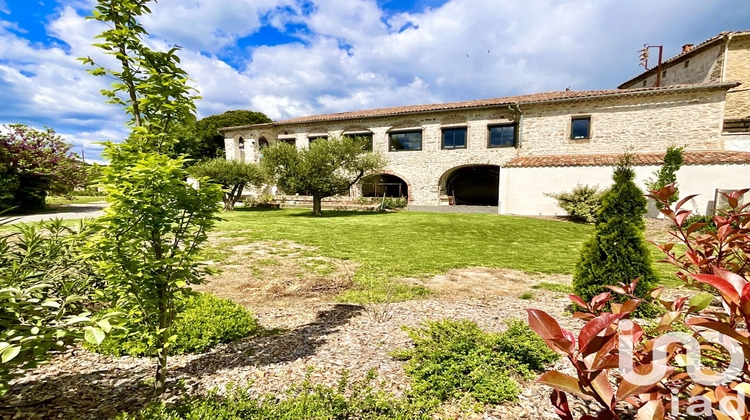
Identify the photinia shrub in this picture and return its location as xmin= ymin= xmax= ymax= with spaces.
xmin=528 ymin=185 xmax=750 ymax=420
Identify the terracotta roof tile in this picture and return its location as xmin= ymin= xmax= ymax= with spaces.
xmin=618 ymin=31 xmax=750 ymax=88
xmin=504 ymin=151 xmax=750 ymax=168
xmin=221 ymin=83 xmax=737 ymax=131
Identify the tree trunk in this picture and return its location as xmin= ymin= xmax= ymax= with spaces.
xmin=154 ymin=288 xmax=168 ymax=396
xmin=312 ymin=192 xmax=322 ymax=216
xmin=223 ymin=192 xmax=234 ymax=211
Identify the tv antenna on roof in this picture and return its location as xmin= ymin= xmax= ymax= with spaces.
xmin=638 ymin=44 xmax=664 ymax=87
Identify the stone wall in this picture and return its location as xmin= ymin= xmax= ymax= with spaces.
xmin=725 ymin=35 xmax=750 ymax=119
xmin=521 ymin=89 xmax=726 ymax=155
xmin=620 ymin=44 xmax=723 ymax=89
xmin=223 ymin=88 xmax=729 ymax=208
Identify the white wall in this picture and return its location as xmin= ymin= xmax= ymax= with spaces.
xmin=501 ymin=164 xmax=750 ymax=216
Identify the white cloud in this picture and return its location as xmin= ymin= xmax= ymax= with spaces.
xmin=0 ymin=0 xmax=748 ymax=163
xmin=141 ymin=0 xmax=301 ymax=53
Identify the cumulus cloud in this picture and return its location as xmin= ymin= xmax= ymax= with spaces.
xmin=1 ymin=0 xmax=748 ymax=162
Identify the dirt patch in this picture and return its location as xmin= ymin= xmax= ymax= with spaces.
xmin=195 ymin=240 xmax=359 ymax=307
xmin=405 ymin=267 xmax=572 ymax=300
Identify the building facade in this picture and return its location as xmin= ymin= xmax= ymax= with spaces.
xmin=222 ymin=32 xmax=750 ymax=216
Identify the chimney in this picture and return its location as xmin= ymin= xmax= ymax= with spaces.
xmin=681 ymin=44 xmax=694 ymax=53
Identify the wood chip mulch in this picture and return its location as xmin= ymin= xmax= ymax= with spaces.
xmin=0 ymin=291 xmax=585 ymax=420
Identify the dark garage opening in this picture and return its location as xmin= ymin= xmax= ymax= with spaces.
xmin=361 ymin=174 xmax=408 ymax=198
xmin=445 ymin=166 xmax=499 ymax=206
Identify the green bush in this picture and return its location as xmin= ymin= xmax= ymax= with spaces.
xmin=393 ymin=318 xmax=558 ymax=405
xmin=573 ymin=158 xmax=659 ymax=315
xmin=90 ymin=293 xmax=259 ymax=357
xmin=381 ymin=196 xmax=407 ymax=209
xmin=678 ymin=214 xmax=717 ymax=233
xmin=117 ymin=371 xmax=436 ymax=419
xmin=546 ymin=184 xmax=604 ymax=223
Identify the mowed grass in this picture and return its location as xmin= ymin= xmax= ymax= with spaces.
xmin=213 ymin=208 xmax=682 ymax=300
xmin=46 ymin=196 xmax=106 ymax=205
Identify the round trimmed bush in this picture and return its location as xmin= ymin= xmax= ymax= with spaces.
xmin=89 ymin=293 xmax=259 ymax=357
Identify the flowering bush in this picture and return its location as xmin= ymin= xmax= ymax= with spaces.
xmin=0 ymin=125 xmax=86 ymax=211
xmin=528 ymin=185 xmax=750 ymax=419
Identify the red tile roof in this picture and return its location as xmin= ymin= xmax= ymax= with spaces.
xmin=220 ymin=83 xmax=737 ymax=131
xmin=618 ymin=31 xmax=750 ymax=88
xmin=504 ymin=151 xmax=750 ymax=168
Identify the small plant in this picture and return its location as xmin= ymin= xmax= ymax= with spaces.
xmin=527 ymin=186 xmax=750 ymax=419
xmin=0 ymin=218 xmax=117 ymax=395
xmin=546 ymin=184 xmax=604 ymax=223
xmin=355 ymin=196 xmax=377 ymax=205
xmin=89 ymin=293 xmax=259 ymax=357
xmin=381 ymin=196 xmax=407 ymax=210
xmin=519 ymin=291 xmax=535 ymax=300
xmin=645 ymin=145 xmax=684 ymax=208
xmin=394 ymin=318 xmax=558 ymax=405
xmin=117 ymin=370 xmax=436 ymax=419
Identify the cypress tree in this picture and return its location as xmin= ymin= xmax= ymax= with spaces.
xmin=573 ymin=156 xmax=659 ymax=304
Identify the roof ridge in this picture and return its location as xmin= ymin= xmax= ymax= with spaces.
xmin=219 ymin=82 xmax=737 ymax=131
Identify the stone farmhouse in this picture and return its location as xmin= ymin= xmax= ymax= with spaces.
xmin=221 ymin=31 xmax=750 ymax=216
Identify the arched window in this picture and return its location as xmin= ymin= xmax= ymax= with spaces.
xmin=238 ymin=136 xmax=246 ymax=161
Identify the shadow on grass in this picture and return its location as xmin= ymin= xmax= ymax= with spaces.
xmin=232 ymin=206 xmax=387 ymax=218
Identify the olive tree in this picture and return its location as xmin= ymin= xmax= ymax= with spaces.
xmin=190 ymin=159 xmax=265 ymax=210
xmin=261 ymin=137 xmax=384 ymax=216
xmin=82 ymin=0 xmax=221 ymax=396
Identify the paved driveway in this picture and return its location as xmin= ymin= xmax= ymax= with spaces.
xmin=6 ymin=203 xmax=108 ymax=225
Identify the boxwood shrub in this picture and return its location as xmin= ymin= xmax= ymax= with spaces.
xmin=89 ymin=293 xmax=259 ymax=357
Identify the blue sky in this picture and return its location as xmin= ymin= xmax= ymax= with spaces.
xmin=1 ymin=0 xmax=749 ymax=163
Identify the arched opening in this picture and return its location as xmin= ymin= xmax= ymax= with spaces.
xmin=361 ymin=174 xmax=408 ymax=198
xmin=258 ymin=137 xmax=269 ymax=149
xmin=444 ymin=165 xmax=500 ymax=206
xmin=237 ymin=136 xmax=246 ymax=161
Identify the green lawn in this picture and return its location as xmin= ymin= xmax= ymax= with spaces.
xmin=46 ymin=196 xmax=107 ymax=205
xmin=212 ymin=208 xmax=681 ymax=300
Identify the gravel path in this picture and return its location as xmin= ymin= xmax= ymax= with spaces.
xmin=0 ymin=291 xmax=583 ymax=420
xmin=7 ymin=203 xmax=107 ymax=225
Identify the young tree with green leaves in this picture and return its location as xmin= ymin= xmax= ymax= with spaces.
xmin=82 ymin=0 xmax=222 ymax=395
xmin=645 ymin=145 xmax=685 ymax=208
xmin=261 ymin=137 xmax=384 ymax=216
xmin=573 ymin=156 xmax=659 ymax=307
xmin=190 ymin=159 xmax=266 ymax=210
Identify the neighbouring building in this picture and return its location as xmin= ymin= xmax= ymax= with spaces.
xmin=221 ymin=31 xmax=750 ymax=216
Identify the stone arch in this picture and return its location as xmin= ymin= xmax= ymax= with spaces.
xmin=359 ymin=171 xmax=412 ymax=202
xmin=439 ymin=164 xmax=501 ymax=206
xmin=387 ymin=120 xmax=422 ymax=132
xmin=440 ymin=114 xmax=468 ymax=125
xmin=341 ymin=125 xmax=372 ymax=134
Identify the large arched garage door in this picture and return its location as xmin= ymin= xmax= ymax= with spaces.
xmin=444 ymin=165 xmax=500 ymax=206
xmin=361 ymin=174 xmax=409 ymax=199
